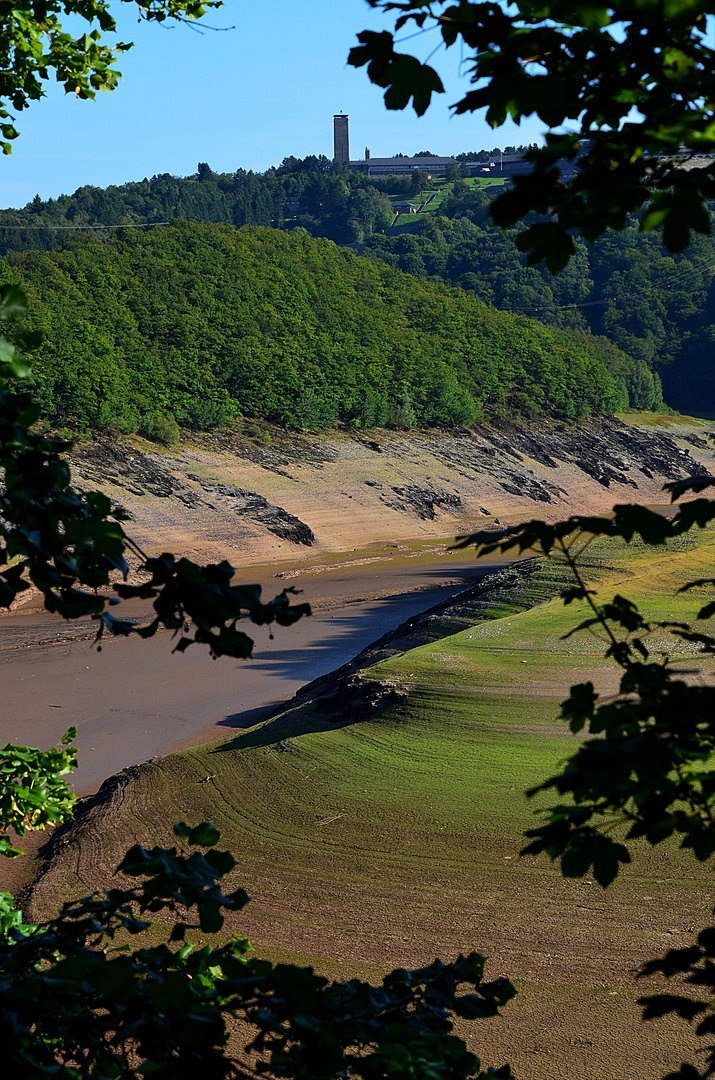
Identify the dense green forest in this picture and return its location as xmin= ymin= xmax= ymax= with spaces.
xmin=0 ymin=222 xmax=650 ymax=435
xmin=0 ymin=157 xmax=398 ymax=250
xmin=0 ymin=154 xmax=711 ymax=414
xmin=0 ymin=150 xmax=533 ymax=253
xmin=362 ymin=183 xmax=715 ymax=413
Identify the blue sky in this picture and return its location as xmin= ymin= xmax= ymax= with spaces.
xmin=0 ymin=0 xmax=545 ymax=209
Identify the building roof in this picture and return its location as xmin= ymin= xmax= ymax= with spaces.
xmin=350 ymin=156 xmax=455 ymax=166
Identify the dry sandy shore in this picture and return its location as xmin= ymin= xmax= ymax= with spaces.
xmin=65 ymin=413 xmax=715 ymax=568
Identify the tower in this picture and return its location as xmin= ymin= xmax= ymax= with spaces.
xmin=333 ymin=114 xmax=349 ymax=165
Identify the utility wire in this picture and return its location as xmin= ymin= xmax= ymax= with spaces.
xmin=0 ymin=222 xmax=169 ymax=230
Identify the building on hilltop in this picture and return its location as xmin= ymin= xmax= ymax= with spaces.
xmin=330 ymin=115 xmax=570 ymax=179
xmin=333 ymin=114 xmax=350 ymax=165
xmin=331 ymin=115 xmax=456 ymax=176
xmin=349 ymin=155 xmax=456 ymax=177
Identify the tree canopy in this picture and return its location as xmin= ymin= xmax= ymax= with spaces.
xmin=350 ymin=1 xmax=715 ymax=270
xmin=0 ymin=221 xmax=645 ymax=434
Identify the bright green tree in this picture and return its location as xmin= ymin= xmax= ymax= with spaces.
xmin=0 ymin=0 xmax=224 ymax=152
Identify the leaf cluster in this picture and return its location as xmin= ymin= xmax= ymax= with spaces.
xmin=0 ymin=726 xmax=77 ymax=857
xmin=0 ymin=822 xmax=516 ymax=1080
xmin=352 ymin=2 xmax=715 ymax=270
xmin=0 ymin=0 xmax=223 ymax=151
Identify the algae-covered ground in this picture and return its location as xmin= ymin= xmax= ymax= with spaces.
xmin=30 ymin=529 xmax=715 ymax=1079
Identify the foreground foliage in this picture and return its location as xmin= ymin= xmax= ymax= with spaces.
xmin=0 ymin=818 xmax=516 ymax=1080
xmin=352 ymin=1 xmax=715 ymax=272
xmin=0 ymin=0 xmax=222 ymax=152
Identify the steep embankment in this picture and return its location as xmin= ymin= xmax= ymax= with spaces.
xmin=56 ymin=412 xmax=715 ymax=571
xmin=0 ymin=221 xmax=651 ymax=433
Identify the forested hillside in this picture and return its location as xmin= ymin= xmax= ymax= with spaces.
xmin=364 ymin=184 xmax=715 ymax=413
xmin=1 ymin=157 xmax=711 ymax=414
xmin=0 ymin=158 xmax=397 ymax=249
xmin=0 ymin=222 xmax=650 ymax=435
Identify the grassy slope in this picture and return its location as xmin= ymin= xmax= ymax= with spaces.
xmin=31 ymin=533 xmax=715 ymax=1078
xmin=392 ymin=176 xmax=506 ymax=226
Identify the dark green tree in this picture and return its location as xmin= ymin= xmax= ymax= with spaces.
xmin=410 ymin=168 xmax=428 ymax=194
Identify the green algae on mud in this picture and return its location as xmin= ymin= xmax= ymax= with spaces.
xmin=25 ymin=531 xmax=715 ymax=1079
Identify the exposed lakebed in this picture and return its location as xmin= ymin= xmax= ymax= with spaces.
xmin=0 ymin=551 xmax=509 ymax=796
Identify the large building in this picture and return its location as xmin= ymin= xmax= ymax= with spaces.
xmin=332 ymin=114 xmax=455 ymax=176
xmin=331 ymin=115 xmax=544 ymax=179
xmin=333 ymin=114 xmax=350 ymax=165
xmin=349 ymin=155 xmax=456 ymax=177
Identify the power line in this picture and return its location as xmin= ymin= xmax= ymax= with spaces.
xmin=0 ymin=222 xmax=169 ymax=230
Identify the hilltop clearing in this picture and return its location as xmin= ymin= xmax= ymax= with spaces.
xmin=0 ymin=222 xmax=656 ymax=434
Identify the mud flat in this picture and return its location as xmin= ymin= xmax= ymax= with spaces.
xmin=7 ymin=411 xmax=711 ymax=798
xmin=0 ymin=551 xmax=516 ymax=795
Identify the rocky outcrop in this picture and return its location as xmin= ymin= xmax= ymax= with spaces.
xmin=65 ymin=414 xmax=715 ymax=568
xmin=423 ymin=416 xmax=710 ymax=503
xmin=72 ymin=441 xmax=315 ymax=546
xmin=185 ymin=474 xmax=315 ymax=545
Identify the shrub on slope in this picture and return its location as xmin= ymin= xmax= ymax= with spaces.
xmin=0 ymin=221 xmax=634 ymax=432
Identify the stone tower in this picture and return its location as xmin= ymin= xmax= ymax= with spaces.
xmin=333 ymin=114 xmax=349 ymax=165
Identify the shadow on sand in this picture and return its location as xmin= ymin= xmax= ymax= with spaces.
xmin=212 ymin=562 xmax=508 ymax=755
xmin=236 ymin=568 xmax=490 ymax=686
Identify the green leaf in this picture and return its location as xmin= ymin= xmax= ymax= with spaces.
xmin=188 ymin=822 xmax=221 ymax=847
xmin=0 ymin=285 xmax=26 ymax=320
xmin=198 ymin=898 xmax=223 ymax=934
